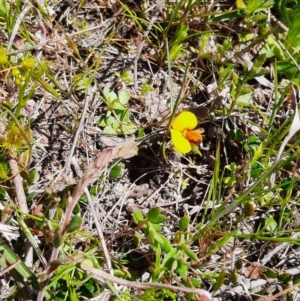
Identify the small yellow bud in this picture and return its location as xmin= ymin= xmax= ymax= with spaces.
xmin=22 ymin=58 xmax=35 ymax=70
xmin=15 ymin=78 xmax=22 ymax=86
xmin=12 ymin=68 xmax=20 ymax=77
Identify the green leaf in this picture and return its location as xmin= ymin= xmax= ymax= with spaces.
xmin=244 ymin=135 xmax=261 ymax=152
xmin=0 ymin=0 xmax=8 ymax=22
xmin=213 ymin=268 xmax=226 ymax=291
xmin=219 ymin=64 xmax=236 ymax=84
xmin=122 ymin=123 xmax=138 ymax=134
xmin=236 ymin=93 xmax=252 ymax=106
xmin=162 ymin=248 xmax=177 ymax=269
xmin=236 ymin=0 xmax=246 ymax=9
xmin=264 ymin=216 xmax=277 ymax=232
xmin=133 ymin=210 xmax=144 ymax=224
xmin=118 ymin=90 xmax=130 ymax=105
xmin=153 ymin=232 xmax=172 ymax=252
xmin=153 ymin=232 xmax=165 ymax=246
xmin=147 ymin=208 xmax=167 ymax=224
xmin=179 ymin=215 xmax=189 ymax=231
xmin=147 ymin=227 xmax=155 ymax=245
xmin=103 ymin=88 xmax=117 ymax=104
xmin=66 ymin=216 xmax=82 ymax=233
xmin=173 ymin=24 xmax=188 ymax=45
xmin=115 ymin=69 xmax=133 ymax=83
xmin=287 ymin=13 xmax=300 ymax=50
xmin=180 ymin=244 xmax=198 ymax=261
xmin=103 ymin=126 xmax=118 ymax=136
xmin=208 ymin=9 xmax=245 ymax=22
xmin=235 ymin=259 xmax=243 ymax=269
xmin=159 ymin=235 xmax=172 ymax=253
xmin=265 ymin=35 xmax=285 ymax=60
xmin=175 ymin=261 xmax=189 ymax=279
xmin=99 ymin=115 xmax=107 ymax=127
xmin=152 ymin=223 xmax=162 ymax=232
xmin=141 ymin=80 xmax=154 ymax=95
xmin=278 ymin=273 xmax=292 ymax=283
xmin=230 ymin=129 xmax=244 ymax=141
xmin=133 ymin=233 xmax=142 ymax=246
xmin=170 ymin=44 xmax=183 ymax=61
xmin=26 ymin=192 xmax=37 ymax=202
xmin=207 ymin=228 xmax=239 ymax=255
xmin=16 ymin=213 xmax=47 ymax=267
xmin=69 ymin=287 xmax=80 ymax=301
xmin=277 ymin=61 xmax=298 ymax=79
xmin=191 ymin=277 xmax=201 ymax=288
xmin=109 ymin=165 xmax=122 ymax=178
xmin=245 ymin=0 xmax=274 ymax=14
xmin=39 ymin=79 xmax=61 ymax=98
xmin=279 ymin=0 xmax=292 ymax=26
xmin=111 ymin=99 xmax=126 ymax=110
xmin=223 ymin=163 xmax=237 ymax=187
xmin=73 ymin=203 xmax=80 ymax=215
xmin=116 ymin=109 xmax=129 ymax=122
xmin=27 ymin=169 xmax=36 ymax=186
xmin=137 ymin=128 xmax=145 ymax=138
xmin=263 ymin=267 xmax=277 ymax=279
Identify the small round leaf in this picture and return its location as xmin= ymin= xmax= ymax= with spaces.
xmin=109 ymin=165 xmax=122 ymax=178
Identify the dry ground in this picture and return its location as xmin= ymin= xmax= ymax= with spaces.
xmin=1 ymin=0 xmax=300 ymax=300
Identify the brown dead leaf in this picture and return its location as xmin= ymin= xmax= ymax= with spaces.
xmin=32 ymin=204 xmax=43 ymax=216
xmin=112 ymin=137 xmax=138 ymax=159
xmin=244 ymin=263 xmax=261 ymax=279
xmin=94 ymin=147 xmax=114 ymax=169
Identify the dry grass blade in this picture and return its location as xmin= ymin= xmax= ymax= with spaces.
xmin=8 ymin=156 xmax=33 ymax=267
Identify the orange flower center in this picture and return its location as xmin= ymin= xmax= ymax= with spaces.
xmin=183 ymin=129 xmax=203 ymax=144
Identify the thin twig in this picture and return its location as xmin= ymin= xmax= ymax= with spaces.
xmin=8 ymin=156 xmax=32 ymax=268
xmin=0 ymin=260 xmax=21 ymax=277
xmin=81 ymin=262 xmax=212 ymax=301
xmin=71 ymin=156 xmax=114 ymax=279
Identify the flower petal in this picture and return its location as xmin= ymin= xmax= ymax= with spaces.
xmin=185 ymin=129 xmax=204 ymax=144
xmin=171 ymin=111 xmax=198 ymax=132
xmin=170 ymin=129 xmax=192 ymax=154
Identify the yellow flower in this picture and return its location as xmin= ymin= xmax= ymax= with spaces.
xmin=170 ymin=111 xmax=204 ymax=154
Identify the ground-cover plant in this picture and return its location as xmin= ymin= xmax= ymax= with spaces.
xmin=99 ymin=87 xmax=138 ymax=136
xmin=132 ymin=208 xmax=215 ymax=299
